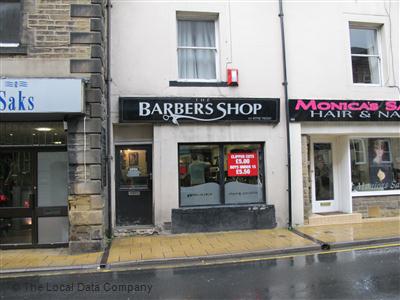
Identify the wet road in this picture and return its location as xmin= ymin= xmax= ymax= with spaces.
xmin=1 ymin=246 xmax=399 ymax=299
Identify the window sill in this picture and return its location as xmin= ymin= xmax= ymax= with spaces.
xmin=169 ymin=80 xmax=228 ymax=87
xmin=0 ymin=45 xmax=27 ymax=55
xmin=352 ymin=190 xmax=400 ymax=197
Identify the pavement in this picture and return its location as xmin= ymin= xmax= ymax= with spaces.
xmin=1 ymin=218 xmax=399 ymax=276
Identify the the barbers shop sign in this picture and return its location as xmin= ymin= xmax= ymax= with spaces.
xmin=289 ymin=99 xmax=400 ymax=122
xmin=120 ymin=97 xmax=279 ymax=124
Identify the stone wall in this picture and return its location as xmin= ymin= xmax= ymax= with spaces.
xmin=1 ymin=0 xmax=108 ymax=253
xmin=301 ymin=135 xmax=312 ymax=219
xmin=67 ymin=0 xmax=107 ymax=253
xmin=353 ymin=196 xmax=400 ymax=218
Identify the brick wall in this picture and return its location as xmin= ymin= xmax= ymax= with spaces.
xmin=353 ymin=196 xmax=400 ymax=218
xmin=1 ymin=0 xmax=108 ymax=253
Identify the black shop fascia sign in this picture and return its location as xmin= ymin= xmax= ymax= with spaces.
xmin=119 ymin=97 xmax=280 ymax=124
xmin=289 ymin=99 xmax=400 ymax=122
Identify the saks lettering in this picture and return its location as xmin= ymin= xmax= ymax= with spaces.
xmin=139 ymin=102 xmax=262 ymax=117
xmin=0 ymin=90 xmax=35 ymax=111
xmin=295 ymin=100 xmax=400 ymax=112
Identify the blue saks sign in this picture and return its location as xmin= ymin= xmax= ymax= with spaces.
xmin=0 ymin=78 xmax=83 ymax=113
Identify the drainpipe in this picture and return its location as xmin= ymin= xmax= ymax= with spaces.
xmin=106 ymin=0 xmax=112 ymax=239
xmin=278 ymin=0 xmax=293 ymax=229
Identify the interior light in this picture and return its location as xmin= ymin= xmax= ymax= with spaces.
xmin=35 ymin=127 xmax=52 ymax=132
xmin=54 ymin=141 xmax=62 ymax=144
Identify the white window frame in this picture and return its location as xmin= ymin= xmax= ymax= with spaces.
xmin=176 ymin=15 xmax=220 ymax=82
xmin=350 ymin=136 xmax=400 ymax=197
xmin=349 ymin=24 xmax=383 ymax=87
xmin=350 ymin=139 xmax=367 ymax=165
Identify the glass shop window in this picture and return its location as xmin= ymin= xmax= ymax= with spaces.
xmin=351 ymin=138 xmax=400 ymax=192
xmin=179 ymin=143 xmax=265 ymax=206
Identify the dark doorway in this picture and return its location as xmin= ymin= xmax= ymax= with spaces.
xmin=115 ymin=145 xmax=153 ymax=226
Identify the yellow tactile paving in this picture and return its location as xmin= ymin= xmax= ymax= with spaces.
xmin=297 ymin=220 xmax=400 ymax=243
xmin=107 ymin=228 xmax=315 ymax=264
xmin=0 ymin=248 xmax=102 ymax=271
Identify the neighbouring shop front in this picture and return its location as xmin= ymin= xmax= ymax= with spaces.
xmin=289 ymin=99 xmax=400 ymax=224
xmin=115 ymin=97 xmax=282 ymax=233
xmin=0 ymin=78 xmax=83 ymax=248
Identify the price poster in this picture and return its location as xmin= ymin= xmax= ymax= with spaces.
xmin=228 ymin=152 xmax=258 ymax=177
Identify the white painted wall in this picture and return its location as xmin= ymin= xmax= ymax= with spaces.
xmin=285 ymin=0 xmax=399 ymax=100
xmin=110 ymin=0 xmax=290 ymax=228
xmin=285 ymin=0 xmax=399 ymax=224
xmin=110 ymin=0 xmax=399 ymax=228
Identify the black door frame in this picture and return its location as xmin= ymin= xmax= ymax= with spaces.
xmin=115 ymin=144 xmax=153 ymax=226
xmin=0 ymin=146 xmax=69 ymax=249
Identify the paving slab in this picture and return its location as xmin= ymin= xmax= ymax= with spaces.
xmin=107 ymin=228 xmax=316 ymax=266
xmin=297 ymin=219 xmax=400 ymax=244
xmin=0 ymin=248 xmax=102 ymax=274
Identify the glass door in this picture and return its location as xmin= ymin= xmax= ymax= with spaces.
xmin=0 ymin=150 xmax=68 ymax=247
xmin=311 ymin=140 xmax=338 ymax=213
xmin=0 ymin=151 xmax=35 ymax=245
xmin=36 ymin=152 xmax=69 ymax=244
xmin=115 ymin=145 xmax=153 ymax=226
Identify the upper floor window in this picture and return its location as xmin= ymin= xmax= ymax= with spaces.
xmin=177 ymin=18 xmax=217 ymax=81
xmin=350 ymin=27 xmax=381 ymax=85
xmin=0 ymin=0 xmax=21 ymax=47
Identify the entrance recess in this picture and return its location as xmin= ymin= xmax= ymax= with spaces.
xmin=115 ymin=145 xmax=153 ymax=226
xmin=0 ymin=149 xmax=69 ymax=247
xmin=311 ymin=139 xmax=338 ymax=213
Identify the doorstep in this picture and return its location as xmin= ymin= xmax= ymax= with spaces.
xmin=113 ymin=225 xmax=160 ymax=237
xmin=307 ymin=212 xmax=362 ymax=226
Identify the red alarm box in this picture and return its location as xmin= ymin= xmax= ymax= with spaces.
xmin=227 ymin=69 xmax=239 ymax=86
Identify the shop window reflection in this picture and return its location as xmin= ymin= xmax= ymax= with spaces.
xmin=179 ymin=143 xmax=265 ymax=206
xmin=224 ymin=144 xmax=264 ymax=204
xmin=179 ymin=145 xmax=220 ymax=206
xmin=351 ymin=138 xmax=400 ymax=192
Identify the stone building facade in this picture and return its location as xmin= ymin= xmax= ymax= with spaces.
xmin=0 ymin=0 xmax=108 ymax=252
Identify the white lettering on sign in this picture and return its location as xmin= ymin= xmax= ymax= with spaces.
xmin=227 ymin=152 xmax=258 ymax=177
xmin=137 ymin=101 xmax=264 ymax=125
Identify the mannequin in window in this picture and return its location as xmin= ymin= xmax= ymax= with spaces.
xmin=188 ymin=153 xmax=210 ymax=186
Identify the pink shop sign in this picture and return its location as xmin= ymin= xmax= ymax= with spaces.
xmin=289 ymin=99 xmax=400 ymax=122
